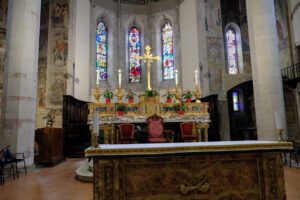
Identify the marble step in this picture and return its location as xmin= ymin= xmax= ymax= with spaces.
xmin=75 ymin=159 xmax=93 ymax=182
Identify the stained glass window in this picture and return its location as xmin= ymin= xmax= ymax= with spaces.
xmin=226 ymin=28 xmax=238 ymax=74
xmin=232 ymin=91 xmax=240 ymax=111
xmin=129 ymin=27 xmax=141 ymax=83
xmin=162 ymin=22 xmax=174 ymax=80
xmin=96 ymin=20 xmax=108 ymax=81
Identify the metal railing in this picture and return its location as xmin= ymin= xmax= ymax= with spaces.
xmin=281 ymin=63 xmax=300 ymax=81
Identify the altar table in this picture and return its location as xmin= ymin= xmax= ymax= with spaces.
xmin=86 ymin=141 xmax=292 ymax=200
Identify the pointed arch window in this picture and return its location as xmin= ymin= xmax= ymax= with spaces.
xmin=96 ymin=20 xmax=108 ymax=81
xmin=232 ymin=91 xmax=240 ymax=111
xmin=226 ymin=27 xmax=238 ymax=74
xmin=129 ymin=27 xmax=141 ymax=83
xmin=161 ymin=22 xmax=174 ymax=80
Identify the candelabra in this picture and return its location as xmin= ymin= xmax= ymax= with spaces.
xmin=193 ymin=86 xmax=202 ymax=103
xmin=92 ymin=85 xmax=103 ymax=103
xmin=89 ymin=125 xmax=99 ymax=148
xmin=173 ymin=86 xmax=182 ymax=103
xmin=278 ymin=128 xmax=285 ymax=142
xmin=115 ymin=88 xmax=125 ymax=103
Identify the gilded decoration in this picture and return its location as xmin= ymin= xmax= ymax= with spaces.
xmin=85 ymin=141 xmax=293 ymax=157
xmin=92 ymin=150 xmax=288 ymax=200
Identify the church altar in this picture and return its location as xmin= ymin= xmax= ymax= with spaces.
xmin=86 ymin=141 xmax=292 ymax=200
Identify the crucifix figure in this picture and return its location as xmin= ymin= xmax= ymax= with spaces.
xmin=136 ymin=45 xmax=160 ymax=90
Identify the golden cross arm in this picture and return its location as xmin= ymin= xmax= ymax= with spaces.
xmin=136 ymin=45 xmax=161 ymax=63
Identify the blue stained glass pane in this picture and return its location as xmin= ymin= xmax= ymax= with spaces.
xmin=96 ymin=20 xmax=108 ymax=81
xmin=233 ymin=91 xmax=240 ymax=111
xmin=226 ymin=28 xmax=238 ymax=74
xmin=162 ymin=22 xmax=174 ymax=80
xmin=129 ymin=27 xmax=141 ymax=83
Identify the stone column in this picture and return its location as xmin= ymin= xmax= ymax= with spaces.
xmin=246 ymin=0 xmax=287 ymax=140
xmin=0 ymin=0 xmax=41 ymax=165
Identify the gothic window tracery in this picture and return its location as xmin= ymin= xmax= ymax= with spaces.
xmin=96 ymin=20 xmax=108 ymax=81
xmin=129 ymin=27 xmax=142 ymax=83
xmin=161 ymin=22 xmax=174 ymax=80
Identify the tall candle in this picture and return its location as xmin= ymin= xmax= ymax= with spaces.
xmin=194 ymin=70 xmax=199 ymax=86
xmin=175 ymin=69 xmax=178 ymax=86
xmin=274 ymin=111 xmax=283 ymax=129
xmin=118 ymin=69 xmax=122 ymax=88
xmin=93 ymin=111 xmax=99 ymax=134
xmin=96 ymin=71 xmax=100 ymax=86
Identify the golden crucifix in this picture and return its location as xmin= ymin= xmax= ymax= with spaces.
xmin=136 ymin=45 xmax=160 ymax=90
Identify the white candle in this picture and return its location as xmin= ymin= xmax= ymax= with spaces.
xmin=93 ymin=111 xmax=99 ymax=134
xmin=194 ymin=70 xmax=199 ymax=86
xmin=175 ymin=69 xmax=178 ymax=86
xmin=96 ymin=71 xmax=100 ymax=86
xmin=118 ymin=69 xmax=122 ymax=88
xmin=274 ymin=111 xmax=283 ymax=129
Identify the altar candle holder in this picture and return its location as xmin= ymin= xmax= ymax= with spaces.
xmin=278 ymin=128 xmax=285 ymax=142
xmin=115 ymin=88 xmax=125 ymax=103
xmin=173 ymin=86 xmax=182 ymax=103
xmin=193 ymin=86 xmax=202 ymax=103
xmin=92 ymin=85 xmax=103 ymax=103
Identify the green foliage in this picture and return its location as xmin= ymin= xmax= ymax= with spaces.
xmin=144 ymin=89 xmax=159 ymax=97
xmin=116 ymin=103 xmax=126 ymax=111
xmin=181 ymin=90 xmax=193 ymax=99
xmin=125 ymin=90 xmax=136 ymax=100
xmin=162 ymin=90 xmax=175 ymax=99
xmin=174 ymin=103 xmax=188 ymax=111
xmin=103 ymin=90 xmax=114 ymax=99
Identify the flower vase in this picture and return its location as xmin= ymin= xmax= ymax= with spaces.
xmin=106 ymin=98 xmax=111 ymax=104
xmin=128 ymin=99 xmax=134 ymax=104
xmin=117 ymin=111 xmax=124 ymax=116
xmin=178 ymin=110 xmax=185 ymax=115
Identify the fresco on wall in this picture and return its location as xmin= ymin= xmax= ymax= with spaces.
xmin=48 ymin=71 xmax=67 ymax=106
xmin=0 ymin=28 xmax=5 ymax=49
xmin=209 ymin=67 xmax=222 ymax=93
xmin=205 ymin=0 xmax=222 ymax=37
xmin=207 ymin=37 xmax=224 ymax=66
xmin=274 ymin=0 xmax=289 ymax=50
xmin=0 ymin=0 xmax=8 ymax=27
xmin=52 ymin=0 xmax=69 ymax=29
xmin=53 ymin=31 xmax=68 ymax=67
xmin=39 ymin=30 xmax=48 ymax=55
xmin=37 ymin=58 xmax=47 ymax=108
xmin=274 ymin=0 xmax=291 ymax=67
xmin=40 ymin=2 xmax=50 ymax=27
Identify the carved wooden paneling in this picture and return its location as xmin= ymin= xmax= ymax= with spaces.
xmin=93 ymin=152 xmax=286 ymax=200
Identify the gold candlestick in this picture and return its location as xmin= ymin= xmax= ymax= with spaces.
xmin=278 ymin=128 xmax=285 ymax=142
xmin=89 ymin=125 xmax=99 ymax=148
xmin=193 ymin=86 xmax=202 ymax=103
xmin=92 ymin=85 xmax=103 ymax=103
xmin=173 ymin=86 xmax=182 ymax=103
xmin=115 ymin=88 xmax=125 ymax=103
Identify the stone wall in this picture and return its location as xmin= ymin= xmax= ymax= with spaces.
xmin=0 ymin=0 xmax=7 ymax=120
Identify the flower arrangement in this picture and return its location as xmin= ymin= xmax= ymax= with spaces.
xmin=174 ymin=103 xmax=188 ymax=115
xmin=144 ymin=89 xmax=159 ymax=97
xmin=162 ymin=90 xmax=175 ymax=103
xmin=125 ymin=90 xmax=136 ymax=103
xmin=116 ymin=103 xmax=127 ymax=116
xmin=181 ymin=90 xmax=193 ymax=102
xmin=103 ymin=90 xmax=114 ymax=103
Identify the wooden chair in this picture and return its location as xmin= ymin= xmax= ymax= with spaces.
xmin=180 ymin=122 xmax=199 ymax=142
xmin=117 ymin=123 xmax=136 ymax=144
xmin=146 ymin=114 xmax=173 ymax=143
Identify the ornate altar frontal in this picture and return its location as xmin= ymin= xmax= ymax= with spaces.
xmin=86 ymin=141 xmax=292 ymax=200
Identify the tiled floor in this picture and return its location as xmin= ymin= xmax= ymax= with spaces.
xmin=0 ymin=158 xmax=300 ymax=200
